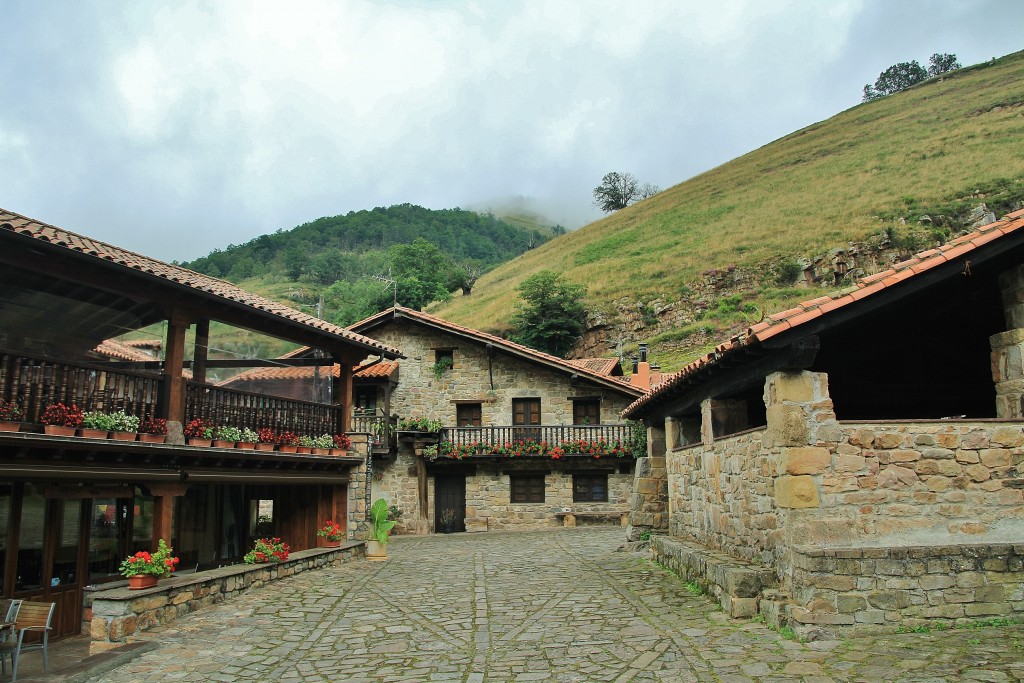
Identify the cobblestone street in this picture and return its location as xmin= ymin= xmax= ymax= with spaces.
xmin=91 ymin=528 xmax=1023 ymax=682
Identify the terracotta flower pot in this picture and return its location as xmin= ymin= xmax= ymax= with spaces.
xmin=277 ymin=445 xmax=298 ymax=453
xmin=110 ymin=431 xmax=138 ymax=442
xmin=139 ymin=433 xmax=167 ymax=444
xmin=0 ymin=421 xmax=20 ymax=432
xmin=235 ymin=441 xmax=256 ymax=450
xmin=296 ymin=446 xmax=312 ymax=454
xmin=78 ymin=427 xmax=109 ymax=439
xmin=311 ymin=447 xmax=330 ymax=455
xmin=254 ymin=443 xmax=275 ymax=451
xmin=187 ymin=438 xmax=213 ymax=447
xmin=212 ymin=439 xmax=235 ymax=449
xmin=44 ymin=425 xmax=77 ymax=437
xmin=321 ymin=538 xmax=342 ymax=548
xmin=127 ymin=574 xmax=158 ymax=590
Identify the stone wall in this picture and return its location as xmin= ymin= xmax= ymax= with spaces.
xmin=626 ymin=456 xmax=668 ymax=542
xmin=87 ymin=543 xmax=364 ymax=649
xmin=655 ymin=369 xmax=1024 ymax=636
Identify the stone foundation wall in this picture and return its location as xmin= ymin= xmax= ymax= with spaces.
xmin=626 ymin=456 xmax=668 ymax=542
xmin=87 ymin=543 xmax=364 ymax=648
xmin=373 ymin=448 xmax=429 ymax=534
xmin=784 ymin=542 xmax=1024 ymax=638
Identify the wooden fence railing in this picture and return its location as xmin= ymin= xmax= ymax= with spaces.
xmin=186 ymin=381 xmax=344 ymax=436
xmin=439 ymin=424 xmax=636 ymax=453
xmin=0 ymin=350 xmax=163 ymax=423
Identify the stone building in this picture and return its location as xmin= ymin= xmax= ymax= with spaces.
xmin=348 ymin=306 xmax=646 ymax=534
xmin=624 ymin=208 xmax=1024 ymax=638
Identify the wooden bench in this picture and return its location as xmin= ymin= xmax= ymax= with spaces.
xmin=554 ymin=511 xmax=629 ymax=528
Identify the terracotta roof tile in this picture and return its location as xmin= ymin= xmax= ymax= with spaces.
xmin=0 ymin=208 xmax=400 ymax=358
xmin=568 ymin=358 xmax=622 ymax=376
xmin=93 ymin=339 xmax=153 ymax=362
xmin=623 ymin=211 xmax=1024 ymax=418
xmin=218 ymin=360 xmax=399 ymax=386
xmin=349 ymin=306 xmax=643 ymax=396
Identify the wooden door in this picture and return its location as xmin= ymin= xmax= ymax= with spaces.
xmin=434 ymin=475 xmax=466 ymax=532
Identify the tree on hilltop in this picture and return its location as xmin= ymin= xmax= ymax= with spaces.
xmin=593 ymin=172 xmax=660 ymax=213
xmin=863 ymin=53 xmax=960 ymax=102
xmin=928 ymin=53 xmax=961 ymax=77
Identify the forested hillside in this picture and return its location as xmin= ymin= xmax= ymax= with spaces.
xmin=179 ymin=204 xmax=552 ymax=327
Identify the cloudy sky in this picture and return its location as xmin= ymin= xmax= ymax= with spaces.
xmin=2 ymin=0 xmax=1020 ymax=262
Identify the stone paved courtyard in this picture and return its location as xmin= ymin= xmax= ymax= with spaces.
xmin=91 ymin=528 xmax=1024 ymax=682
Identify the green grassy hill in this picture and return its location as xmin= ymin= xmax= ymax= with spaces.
xmin=431 ymin=51 xmax=1024 ymax=370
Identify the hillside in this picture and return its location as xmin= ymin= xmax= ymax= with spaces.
xmin=430 ymin=51 xmax=1024 ymax=370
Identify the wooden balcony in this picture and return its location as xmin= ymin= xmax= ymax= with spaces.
xmin=437 ymin=424 xmax=639 ymax=459
xmin=1 ymin=350 xmax=346 ymax=440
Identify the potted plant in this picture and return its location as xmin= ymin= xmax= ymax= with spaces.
xmin=255 ymin=427 xmax=277 ymax=451
xmin=0 ymin=399 xmax=22 ymax=432
xmin=439 ymin=508 xmax=458 ymax=534
xmin=138 ymin=417 xmax=168 ymax=444
xmin=311 ymin=434 xmax=334 ymax=455
xmin=213 ymin=425 xmax=242 ymax=448
xmin=80 ymin=410 xmax=117 ymax=438
xmin=275 ymin=431 xmax=299 ymax=453
xmin=40 ymin=402 xmax=83 ymax=436
xmin=316 ymin=520 xmax=344 ymax=547
xmin=370 ymin=419 xmax=388 ymax=445
xmin=244 ymin=537 xmax=290 ymax=564
xmin=330 ymin=433 xmax=352 ymax=455
xmin=184 ymin=418 xmax=214 ymax=446
xmin=119 ymin=538 xmax=180 ymax=590
xmin=110 ymin=409 xmax=140 ymax=441
xmin=397 ymin=416 xmax=443 ymax=433
xmin=365 ymin=498 xmax=396 ymax=561
xmin=296 ymin=435 xmax=315 ymax=454
xmin=237 ymin=427 xmax=259 ymax=450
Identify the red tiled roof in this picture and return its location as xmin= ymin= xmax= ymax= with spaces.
xmin=568 ymin=358 xmax=621 ymax=376
xmin=0 ymin=208 xmax=400 ymax=358
xmin=348 ymin=307 xmax=644 ymax=396
xmin=121 ymin=339 xmax=162 ymax=350
xmin=218 ymin=360 xmax=398 ymax=386
xmin=93 ymin=339 xmax=153 ymax=362
xmin=624 ymin=208 xmax=1024 ymax=418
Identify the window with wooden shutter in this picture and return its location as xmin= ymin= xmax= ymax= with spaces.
xmin=512 ymin=398 xmax=541 ymax=441
xmin=573 ymin=472 xmax=608 ymax=502
xmin=510 ymin=474 xmax=545 ymax=503
xmin=456 ymin=403 xmax=482 ymax=427
xmin=572 ymin=399 xmax=600 ymax=425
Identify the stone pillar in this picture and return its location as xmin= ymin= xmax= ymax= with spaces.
xmin=700 ymin=399 xmax=749 ymax=443
xmin=626 ymin=455 xmax=668 ymax=542
xmin=991 ymin=265 xmax=1024 ymax=417
xmin=763 ymin=371 xmax=839 ymax=509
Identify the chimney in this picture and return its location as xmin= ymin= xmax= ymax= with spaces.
xmin=650 ymin=363 xmax=661 ymax=388
xmin=639 ymin=343 xmax=648 ymax=363
xmin=631 ymin=347 xmax=651 ymax=390
xmin=630 ymin=355 xmax=639 ymax=375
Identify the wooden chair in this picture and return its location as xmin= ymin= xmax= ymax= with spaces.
xmin=0 ymin=599 xmax=22 ymax=679
xmin=0 ymin=601 xmax=55 ymax=682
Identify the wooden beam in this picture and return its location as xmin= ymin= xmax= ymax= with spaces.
xmin=193 ymin=318 xmax=210 ymax=385
xmin=161 ymin=313 xmax=190 ymax=425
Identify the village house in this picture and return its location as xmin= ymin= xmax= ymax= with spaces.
xmin=623 ymin=208 xmax=1024 ymax=638
xmin=346 ymin=306 xmax=648 ymax=534
xmin=0 ymin=208 xmax=400 ymax=642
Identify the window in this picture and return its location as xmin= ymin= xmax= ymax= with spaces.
xmin=573 ymin=399 xmax=600 ymax=425
xmin=354 ymin=388 xmax=377 ymax=415
xmin=456 ymin=403 xmax=482 ymax=427
xmin=510 ymin=474 xmax=545 ymax=503
xmin=573 ymin=473 xmax=608 ymax=502
xmin=512 ymin=398 xmax=541 ymax=440
xmin=433 ymin=349 xmax=454 ymax=377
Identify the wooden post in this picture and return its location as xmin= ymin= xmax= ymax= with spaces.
xmin=193 ymin=319 xmax=210 ymax=385
xmin=332 ymin=355 xmax=354 ymax=435
xmin=147 ymin=483 xmax=189 ymax=547
xmin=160 ymin=312 xmax=190 ymax=427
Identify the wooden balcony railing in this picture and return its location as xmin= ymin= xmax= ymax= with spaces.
xmin=186 ymin=381 xmax=344 ymax=436
xmin=0 ymin=349 xmax=162 ymax=423
xmin=439 ymin=424 xmax=639 ymax=457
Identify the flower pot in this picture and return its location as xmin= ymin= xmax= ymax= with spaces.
xmin=320 ymin=538 xmax=342 ymax=548
xmin=328 ymin=448 xmax=343 ymax=456
xmin=254 ymin=443 xmax=275 ymax=451
xmin=296 ymin=446 xmax=312 ymax=454
xmin=127 ymin=575 xmax=158 ymax=590
xmin=111 ymin=431 xmax=138 ymax=442
xmin=44 ymin=425 xmax=77 ymax=437
xmin=311 ymin=447 xmax=330 ymax=455
xmin=187 ymin=438 xmax=213 ymax=447
xmin=139 ymin=433 xmax=167 ymax=444
xmin=277 ymin=445 xmax=298 ymax=453
xmin=212 ymin=439 xmax=235 ymax=448
xmin=365 ymin=539 xmax=388 ymax=561
xmin=235 ymin=441 xmax=256 ymax=450
xmin=0 ymin=421 xmax=20 ymax=432
xmin=78 ymin=427 xmax=109 ymax=439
